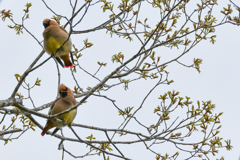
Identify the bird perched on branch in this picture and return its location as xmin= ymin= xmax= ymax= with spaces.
xmin=41 ymin=84 xmax=77 ymax=136
xmin=42 ymin=19 xmax=74 ymax=68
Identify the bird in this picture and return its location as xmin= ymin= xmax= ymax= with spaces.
xmin=42 ymin=19 xmax=74 ymax=68
xmin=41 ymin=84 xmax=77 ymax=136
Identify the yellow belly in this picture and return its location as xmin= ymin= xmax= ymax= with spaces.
xmin=58 ymin=109 xmax=77 ymax=124
xmin=45 ymin=37 xmax=61 ymax=53
xmin=45 ymin=36 xmax=70 ymax=57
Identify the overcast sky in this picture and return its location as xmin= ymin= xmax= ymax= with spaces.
xmin=1 ymin=0 xmax=240 ymax=160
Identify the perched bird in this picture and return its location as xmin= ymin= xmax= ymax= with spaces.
xmin=41 ymin=84 xmax=77 ymax=136
xmin=42 ymin=19 xmax=74 ymax=68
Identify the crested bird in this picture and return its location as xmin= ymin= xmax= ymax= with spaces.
xmin=41 ymin=84 xmax=77 ymax=136
xmin=42 ymin=19 xmax=74 ymax=68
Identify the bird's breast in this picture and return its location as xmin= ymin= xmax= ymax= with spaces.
xmin=44 ymin=36 xmax=71 ymax=57
xmin=44 ymin=37 xmax=60 ymax=53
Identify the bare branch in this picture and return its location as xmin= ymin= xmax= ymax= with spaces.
xmin=0 ymin=129 xmax=22 ymax=136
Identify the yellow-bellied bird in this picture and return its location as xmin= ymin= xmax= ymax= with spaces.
xmin=43 ymin=19 xmax=74 ymax=68
xmin=41 ymin=84 xmax=77 ymax=136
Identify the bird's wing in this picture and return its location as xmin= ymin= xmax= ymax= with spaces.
xmin=55 ymin=57 xmax=65 ymax=68
xmin=48 ymin=97 xmax=60 ymax=115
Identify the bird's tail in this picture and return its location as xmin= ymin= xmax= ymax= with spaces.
xmin=41 ymin=121 xmax=54 ymax=136
xmin=60 ymin=54 xmax=74 ymax=68
xmin=64 ymin=63 xmax=74 ymax=68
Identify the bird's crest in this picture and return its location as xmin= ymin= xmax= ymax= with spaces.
xmin=59 ymin=84 xmax=67 ymax=93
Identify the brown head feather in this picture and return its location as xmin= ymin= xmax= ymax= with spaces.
xmin=58 ymin=84 xmax=74 ymax=97
xmin=43 ymin=19 xmax=58 ymax=28
xmin=58 ymin=84 xmax=67 ymax=92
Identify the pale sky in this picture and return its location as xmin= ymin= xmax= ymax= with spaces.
xmin=0 ymin=0 xmax=240 ymax=160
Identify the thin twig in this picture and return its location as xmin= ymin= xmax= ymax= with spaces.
xmin=69 ymin=126 xmax=130 ymax=160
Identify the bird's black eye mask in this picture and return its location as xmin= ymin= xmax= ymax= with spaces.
xmin=60 ymin=87 xmax=68 ymax=97
xmin=43 ymin=19 xmax=51 ymax=28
